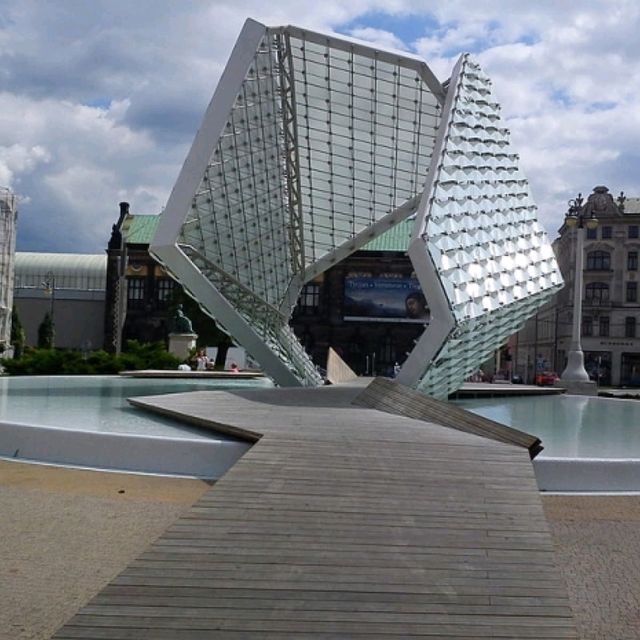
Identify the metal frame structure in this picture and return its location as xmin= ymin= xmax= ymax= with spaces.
xmin=0 ymin=188 xmax=18 ymax=351
xmin=151 ymin=19 xmax=563 ymax=397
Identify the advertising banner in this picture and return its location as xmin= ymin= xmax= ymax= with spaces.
xmin=343 ymin=274 xmax=429 ymax=323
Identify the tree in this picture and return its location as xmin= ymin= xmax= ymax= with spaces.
xmin=10 ymin=305 xmax=26 ymax=358
xmin=37 ymin=312 xmax=55 ymax=349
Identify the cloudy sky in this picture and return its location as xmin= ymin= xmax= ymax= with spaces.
xmin=2 ymin=0 xmax=638 ymax=253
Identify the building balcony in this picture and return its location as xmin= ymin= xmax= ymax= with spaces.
xmin=583 ymin=269 xmax=613 ymax=277
xmin=583 ymin=299 xmax=612 ymax=308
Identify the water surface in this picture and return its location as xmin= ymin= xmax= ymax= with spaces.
xmin=0 ymin=375 xmax=272 ymax=440
xmin=456 ymin=394 xmax=640 ymax=459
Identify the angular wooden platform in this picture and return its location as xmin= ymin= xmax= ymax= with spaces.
xmin=355 ymin=377 xmax=544 ymax=458
xmin=52 ymin=384 xmax=577 ymax=639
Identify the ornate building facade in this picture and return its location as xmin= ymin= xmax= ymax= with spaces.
xmin=103 ymin=204 xmax=425 ymax=373
xmin=104 ymin=202 xmax=176 ymax=352
xmin=514 ymin=186 xmax=640 ymax=386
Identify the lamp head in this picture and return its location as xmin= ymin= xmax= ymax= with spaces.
xmin=564 ymin=214 xmax=578 ymax=228
xmin=585 ymin=216 xmax=598 ymax=230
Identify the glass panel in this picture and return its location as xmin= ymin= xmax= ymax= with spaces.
xmin=586 ymin=251 xmax=610 ymax=270
xmin=626 ymin=317 xmax=637 ymax=338
xmin=598 ymin=316 xmax=609 ymax=337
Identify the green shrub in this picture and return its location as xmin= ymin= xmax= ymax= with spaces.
xmin=119 ymin=340 xmax=182 ymax=371
xmin=1 ymin=341 xmax=181 ymax=376
xmin=37 ymin=313 xmax=55 ymax=349
xmin=10 ymin=306 xmax=26 ymax=358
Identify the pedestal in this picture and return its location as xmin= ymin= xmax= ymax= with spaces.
xmin=168 ymin=333 xmax=197 ymax=361
xmin=554 ymin=379 xmax=598 ymax=396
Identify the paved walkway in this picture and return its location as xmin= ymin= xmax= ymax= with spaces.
xmin=52 ymin=385 xmax=576 ymax=639
xmin=0 ymin=461 xmax=210 ymax=640
xmin=543 ymin=496 xmax=640 ymax=640
xmin=4 ymin=464 xmax=640 ymax=639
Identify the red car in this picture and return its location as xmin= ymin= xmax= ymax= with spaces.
xmin=535 ymin=371 xmax=559 ymax=386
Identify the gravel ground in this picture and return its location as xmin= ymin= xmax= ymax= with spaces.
xmin=0 ymin=460 xmax=211 ymax=640
xmin=542 ymin=495 xmax=640 ymax=640
xmin=2 ymin=460 xmax=639 ymax=640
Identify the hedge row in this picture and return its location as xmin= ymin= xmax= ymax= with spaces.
xmin=1 ymin=341 xmax=181 ymax=376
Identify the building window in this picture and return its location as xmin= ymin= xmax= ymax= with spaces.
xmin=625 ymin=317 xmax=636 ymax=338
xmin=627 ymin=281 xmax=638 ymax=303
xmin=380 ymin=333 xmax=395 ymax=368
xmin=629 ymin=225 xmax=639 ymax=239
xmin=586 ymin=250 xmax=610 ymax=271
xmin=586 ymin=227 xmax=597 ymax=240
xmin=127 ymin=277 xmax=146 ymax=308
xmin=155 ymin=278 xmax=174 ymax=308
xmin=601 ymin=226 xmax=612 ymax=239
xmin=296 ymin=283 xmax=321 ymax=315
xmin=582 ymin=316 xmax=593 ymax=336
xmin=629 ymin=251 xmax=638 ymax=271
xmin=598 ymin=316 xmax=609 ymax=337
xmin=584 ymin=282 xmax=609 ymax=305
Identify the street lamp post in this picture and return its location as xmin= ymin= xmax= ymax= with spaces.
xmin=560 ymin=194 xmax=598 ymax=386
xmin=42 ymin=271 xmax=56 ymax=321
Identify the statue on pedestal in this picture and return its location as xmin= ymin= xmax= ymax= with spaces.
xmin=172 ymin=304 xmax=194 ymax=334
xmin=168 ymin=305 xmax=197 ymax=361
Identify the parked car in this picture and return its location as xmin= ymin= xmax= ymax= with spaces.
xmin=535 ymin=371 xmax=559 ymax=386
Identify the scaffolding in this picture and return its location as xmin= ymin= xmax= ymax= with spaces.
xmin=0 ymin=188 xmax=18 ymax=351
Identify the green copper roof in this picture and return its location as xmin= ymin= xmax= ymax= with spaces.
xmin=361 ymin=217 xmax=413 ymax=252
xmin=123 ymin=214 xmax=160 ymax=244
xmin=123 ymin=212 xmax=412 ymax=252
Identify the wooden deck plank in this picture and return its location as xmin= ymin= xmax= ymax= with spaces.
xmin=52 ymin=383 xmax=576 ymax=639
xmin=353 ymin=377 xmax=543 ymax=457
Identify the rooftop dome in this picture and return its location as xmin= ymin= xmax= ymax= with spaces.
xmin=14 ymin=252 xmax=107 ymax=292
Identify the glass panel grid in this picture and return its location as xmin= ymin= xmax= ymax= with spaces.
xmin=290 ymin=35 xmax=439 ymax=263
xmin=410 ymin=56 xmax=563 ymax=398
xmin=155 ymin=24 xmax=563 ymax=394
xmin=179 ymin=37 xmax=294 ymax=308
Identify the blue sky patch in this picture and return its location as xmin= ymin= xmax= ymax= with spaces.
xmin=551 ymin=89 xmax=574 ymax=107
xmin=85 ymin=98 xmax=112 ymax=110
xmin=337 ymin=12 xmax=442 ymax=49
xmin=586 ymin=101 xmax=617 ymax=112
xmin=518 ymin=32 xmax=540 ymax=46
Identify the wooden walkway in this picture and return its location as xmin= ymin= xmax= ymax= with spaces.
xmin=53 ymin=384 xmax=577 ymax=639
xmin=355 ymin=378 xmax=543 ymax=458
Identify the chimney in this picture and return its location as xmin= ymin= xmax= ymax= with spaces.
xmin=118 ymin=201 xmax=130 ymax=226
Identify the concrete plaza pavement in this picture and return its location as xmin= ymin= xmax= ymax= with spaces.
xmin=1 ymin=460 xmax=639 ymax=640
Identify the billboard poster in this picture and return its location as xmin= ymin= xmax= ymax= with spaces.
xmin=343 ymin=274 xmax=429 ymax=323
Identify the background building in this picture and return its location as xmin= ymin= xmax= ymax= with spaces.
xmin=0 ymin=188 xmax=18 ymax=352
xmin=104 ymin=205 xmax=427 ymax=373
xmin=104 ymin=202 xmax=175 ymax=352
xmin=13 ymin=252 xmax=106 ymax=349
xmin=514 ymin=186 xmax=640 ymax=386
xmin=290 ymin=219 xmax=427 ymax=376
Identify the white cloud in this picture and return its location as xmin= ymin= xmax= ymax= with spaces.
xmin=347 ymin=27 xmax=408 ymax=51
xmin=1 ymin=0 xmax=639 ymax=251
xmin=0 ymin=143 xmax=49 ymax=187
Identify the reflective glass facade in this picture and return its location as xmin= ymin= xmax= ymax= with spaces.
xmin=151 ymin=20 xmax=562 ymax=397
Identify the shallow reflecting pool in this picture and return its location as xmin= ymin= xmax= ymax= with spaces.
xmin=456 ymin=394 xmax=640 ymax=459
xmin=0 ymin=375 xmax=272 ymax=438
xmin=0 ymin=375 xmax=272 ymax=477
